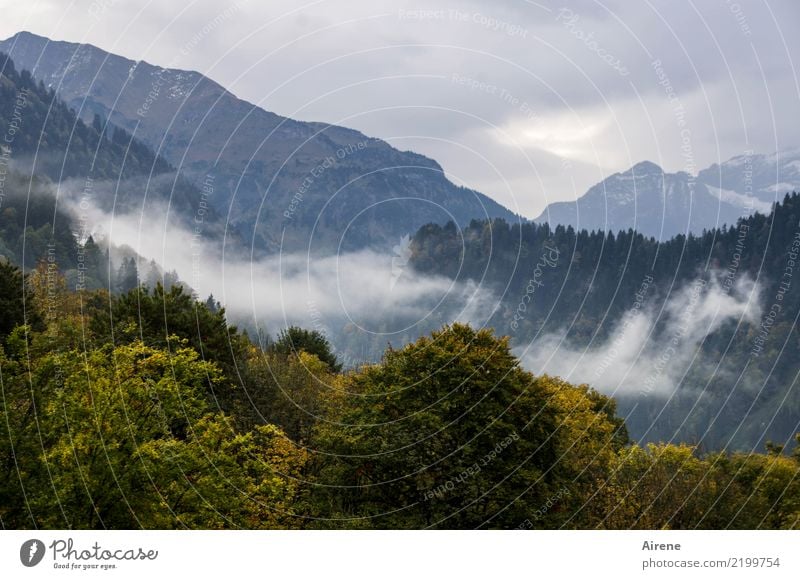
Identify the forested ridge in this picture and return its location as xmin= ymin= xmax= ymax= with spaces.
xmin=0 ymin=51 xmax=224 ymax=295
xmin=0 ymin=52 xmax=225 ymax=253
xmin=0 ymin=52 xmax=169 ymax=181
xmin=411 ymin=193 xmax=800 ymax=450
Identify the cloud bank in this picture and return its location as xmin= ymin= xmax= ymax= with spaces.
xmin=516 ymin=274 xmax=761 ymax=397
xmin=62 ymin=192 xmax=498 ymax=363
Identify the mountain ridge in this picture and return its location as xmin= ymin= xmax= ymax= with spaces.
xmin=534 ymin=152 xmax=800 ymax=238
xmin=5 ymin=31 xmax=798 ymax=248
xmin=0 ymin=31 xmax=520 ymax=254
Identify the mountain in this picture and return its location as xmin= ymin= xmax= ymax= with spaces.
xmin=0 ymin=49 xmax=227 ymax=231
xmin=534 ymin=161 xmax=746 ymax=239
xmin=0 ymin=52 xmax=169 ymax=183
xmin=0 ymin=31 xmax=519 ymax=254
xmin=697 ymin=149 xmax=800 ymax=210
xmin=0 ymin=51 xmax=218 ymax=291
xmin=535 ymin=152 xmax=800 ymax=238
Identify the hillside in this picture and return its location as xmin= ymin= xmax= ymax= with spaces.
xmin=0 ymin=31 xmax=520 ymax=254
xmin=0 ymin=53 xmax=210 ymax=289
xmin=413 ymin=193 xmax=800 ymax=450
xmin=0 ymin=50 xmax=226 ymax=225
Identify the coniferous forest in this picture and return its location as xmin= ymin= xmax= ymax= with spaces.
xmin=412 ymin=194 xmax=800 ymax=451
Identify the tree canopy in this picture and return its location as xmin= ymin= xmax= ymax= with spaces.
xmin=0 ymin=259 xmax=798 ymax=529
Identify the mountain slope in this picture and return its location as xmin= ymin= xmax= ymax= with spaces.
xmin=0 ymin=31 xmax=520 ymax=254
xmin=0 ymin=49 xmax=227 ymax=231
xmin=697 ymin=149 xmax=800 ymax=210
xmin=534 ymin=161 xmax=746 ymax=239
xmin=411 ymin=193 xmax=800 ymax=450
xmin=535 ymin=150 xmax=800 ymax=239
xmin=0 ymin=52 xmax=169 ymax=183
xmin=0 ymin=51 xmax=232 ymax=291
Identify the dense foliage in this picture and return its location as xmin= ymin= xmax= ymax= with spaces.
xmin=0 ymin=258 xmax=41 ymax=338
xmin=270 ymin=325 xmax=343 ymax=372
xmin=1 ymin=260 xmax=798 ymax=529
xmin=308 ymin=324 xmax=619 ymax=528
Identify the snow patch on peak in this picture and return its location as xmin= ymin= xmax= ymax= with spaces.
xmin=721 ymin=154 xmax=752 ymax=167
xmin=706 ymin=185 xmax=772 ymax=213
xmin=763 ymin=182 xmax=798 ymax=194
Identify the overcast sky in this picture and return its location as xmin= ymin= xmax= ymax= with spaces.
xmin=1 ymin=0 xmax=798 ymax=217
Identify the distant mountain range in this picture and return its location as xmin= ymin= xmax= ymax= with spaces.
xmin=2 ymin=31 xmax=798 ymax=250
xmin=0 ymin=31 xmax=518 ymax=254
xmin=535 ymin=153 xmax=800 ymax=239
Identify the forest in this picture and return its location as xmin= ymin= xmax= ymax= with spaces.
xmin=411 ymin=193 xmax=800 ymax=449
xmin=1 ymin=257 xmax=799 ymax=529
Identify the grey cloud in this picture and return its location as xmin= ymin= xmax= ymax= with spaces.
xmin=0 ymin=0 xmax=798 ymax=218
